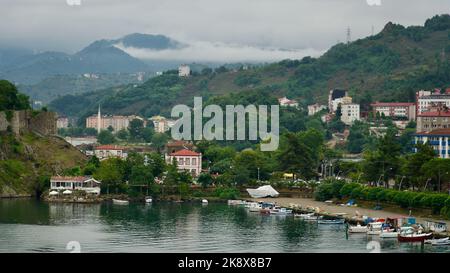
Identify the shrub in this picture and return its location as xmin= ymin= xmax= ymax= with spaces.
xmin=314 ymin=183 xmax=334 ymax=201
xmin=215 ymin=187 xmax=240 ymax=200
xmin=431 ymin=194 xmax=448 ymax=214
xmin=367 ymin=187 xmax=384 ymax=201
xmin=411 ymin=193 xmax=426 ymax=208
xmin=420 ymin=195 xmax=434 ymax=208
xmin=340 ymin=183 xmax=361 ymax=198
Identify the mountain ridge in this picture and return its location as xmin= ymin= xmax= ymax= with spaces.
xmin=48 ymin=14 xmax=450 ymax=123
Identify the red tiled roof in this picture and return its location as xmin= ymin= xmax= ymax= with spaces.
xmin=95 ymin=145 xmax=127 ymax=151
xmin=418 ymin=111 xmax=450 ymax=117
xmin=371 ymin=102 xmax=415 ymax=107
xmin=169 ymin=149 xmax=201 ymax=156
xmin=415 ymin=128 xmax=450 ymax=136
xmin=50 ymin=176 xmax=89 ymax=182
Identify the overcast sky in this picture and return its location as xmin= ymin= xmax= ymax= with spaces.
xmin=1 ymin=0 xmax=449 ymax=62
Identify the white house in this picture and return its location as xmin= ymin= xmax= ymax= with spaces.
xmin=308 ymin=104 xmax=327 ymax=116
xmin=50 ymin=176 xmax=101 ymax=195
xmin=165 ymin=149 xmax=202 ymax=176
xmin=94 ymin=145 xmax=128 ymax=160
xmin=178 ymin=65 xmax=191 ymax=77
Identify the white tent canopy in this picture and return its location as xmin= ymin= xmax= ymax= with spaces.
xmin=247 ymin=185 xmax=279 ymax=198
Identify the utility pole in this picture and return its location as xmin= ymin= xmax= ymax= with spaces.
xmin=346 ymin=27 xmax=352 ymax=44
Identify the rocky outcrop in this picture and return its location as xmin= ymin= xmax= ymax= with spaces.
xmin=0 ymin=110 xmax=57 ymax=136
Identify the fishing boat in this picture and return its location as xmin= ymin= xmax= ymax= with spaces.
xmin=318 ymin=218 xmax=345 ymax=224
xmin=112 ymin=199 xmax=129 ymax=205
xmin=269 ymin=207 xmax=293 ymax=215
xmin=202 ymin=199 xmax=209 ymax=204
xmin=294 ymin=212 xmax=314 ymax=219
xmin=145 ymin=196 xmax=152 ymax=203
xmin=248 ymin=203 xmax=262 ymax=212
xmin=380 ymin=229 xmax=399 ymax=238
xmin=398 ymin=227 xmax=432 ymax=242
xmin=367 ymin=222 xmax=383 ymax=235
xmin=349 ymin=224 xmax=368 ymax=233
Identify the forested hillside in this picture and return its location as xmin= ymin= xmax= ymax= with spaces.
xmin=49 ymin=15 xmax=450 ymax=122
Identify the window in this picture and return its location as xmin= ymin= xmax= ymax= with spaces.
xmin=185 ymin=158 xmax=190 ymax=165
xmin=192 ymin=158 xmax=197 ymax=165
xmin=178 ymin=158 xmax=184 ymax=165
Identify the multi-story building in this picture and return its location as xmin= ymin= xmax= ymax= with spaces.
xmin=178 ymin=65 xmax=191 ymax=77
xmin=328 ymin=89 xmax=348 ymax=113
xmin=417 ymin=108 xmax=450 ymax=132
xmin=416 ymin=89 xmax=450 ymax=115
xmin=165 ymin=149 xmax=202 ymax=176
xmin=86 ymin=106 xmax=145 ymax=132
xmin=340 ymin=103 xmax=360 ymax=125
xmin=307 ymin=104 xmax=327 ymax=116
xmin=413 ymin=129 xmax=450 ymax=159
xmin=94 ymin=145 xmax=128 ymax=160
xmin=370 ymin=102 xmax=416 ymax=121
xmin=57 ymin=116 xmax=69 ymax=128
xmin=150 ymin=116 xmax=178 ymax=133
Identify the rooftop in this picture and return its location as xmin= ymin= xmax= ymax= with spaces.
xmin=50 ymin=176 xmax=90 ymax=182
xmin=169 ymin=149 xmax=201 ymax=156
xmin=418 ymin=111 xmax=450 ymax=117
xmin=95 ymin=145 xmax=127 ymax=150
xmin=371 ymin=102 xmax=415 ymax=107
xmin=415 ymin=128 xmax=450 ymax=136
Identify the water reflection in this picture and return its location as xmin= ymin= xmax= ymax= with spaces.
xmin=0 ymin=199 xmax=449 ymax=253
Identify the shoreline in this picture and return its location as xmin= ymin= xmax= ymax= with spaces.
xmin=250 ymin=197 xmax=450 ymax=234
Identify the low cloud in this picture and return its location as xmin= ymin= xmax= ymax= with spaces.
xmin=114 ymin=40 xmax=324 ymax=63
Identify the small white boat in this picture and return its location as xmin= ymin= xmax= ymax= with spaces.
xmin=49 ymin=191 xmax=59 ymax=196
xmin=202 ymin=199 xmax=208 ymax=204
xmin=145 ymin=197 xmax=152 ymax=203
xmin=63 ymin=190 xmax=72 ymax=195
xmin=270 ymin=207 xmax=293 ymax=215
xmin=380 ymin=230 xmax=399 ymax=238
xmin=112 ymin=199 xmax=129 ymax=205
xmin=432 ymin=240 xmax=450 ymax=246
xmin=248 ymin=203 xmax=262 ymax=212
xmin=425 ymin=237 xmax=449 ymax=244
xmin=294 ymin=213 xmax=321 ymax=221
xmin=367 ymin=222 xmax=383 ymax=235
xmin=349 ymin=224 xmax=368 ymax=233
xmin=318 ymin=218 xmax=345 ymax=225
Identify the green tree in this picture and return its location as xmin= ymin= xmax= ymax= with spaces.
xmin=128 ymin=119 xmax=144 ymax=140
xmin=421 ymin=159 xmax=450 ymax=192
xmin=151 ymin=133 xmax=169 ymax=152
xmin=0 ymin=80 xmax=30 ymax=111
xmin=198 ymin=173 xmax=214 ymax=188
xmin=97 ymin=130 xmax=115 ymax=144
xmin=94 ymin=158 xmax=125 ymax=194
xmin=277 ymin=133 xmax=316 ymax=180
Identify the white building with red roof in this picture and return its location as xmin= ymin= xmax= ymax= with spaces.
xmin=94 ymin=145 xmax=128 ymax=160
xmin=50 ymin=176 xmax=101 ymax=195
xmin=165 ymin=149 xmax=202 ymax=176
xmin=278 ymin=97 xmax=299 ymax=108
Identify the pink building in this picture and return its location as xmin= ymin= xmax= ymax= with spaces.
xmin=165 ymin=149 xmax=202 ymax=177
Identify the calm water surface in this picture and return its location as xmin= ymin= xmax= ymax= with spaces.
xmin=0 ymin=199 xmax=448 ymax=253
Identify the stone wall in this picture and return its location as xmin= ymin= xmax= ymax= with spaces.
xmin=0 ymin=110 xmax=57 ymax=136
